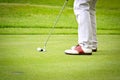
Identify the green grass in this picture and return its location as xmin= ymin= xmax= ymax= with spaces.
xmin=0 ymin=35 xmax=120 ymax=80
xmin=0 ymin=0 xmax=120 ymax=35
xmin=0 ymin=0 xmax=120 ymax=80
xmin=0 ymin=0 xmax=74 ymax=6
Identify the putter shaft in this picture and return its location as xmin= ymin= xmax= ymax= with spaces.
xmin=43 ymin=0 xmax=68 ymax=49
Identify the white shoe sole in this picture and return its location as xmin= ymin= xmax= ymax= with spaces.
xmin=64 ymin=49 xmax=92 ymax=55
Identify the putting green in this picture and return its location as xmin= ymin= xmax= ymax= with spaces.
xmin=0 ymin=35 xmax=120 ymax=80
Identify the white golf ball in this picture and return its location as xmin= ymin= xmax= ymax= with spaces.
xmin=37 ymin=48 xmax=46 ymax=52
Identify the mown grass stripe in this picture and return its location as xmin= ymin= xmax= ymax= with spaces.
xmin=0 ymin=28 xmax=120 ymax=35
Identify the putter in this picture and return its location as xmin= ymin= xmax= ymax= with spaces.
xmin=37 ymin=0 xmax=68 ymax=52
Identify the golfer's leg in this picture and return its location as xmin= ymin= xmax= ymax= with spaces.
xmin=90 ymin=0 xmax=97 ymax=49
xmin=74 ymin=0 xmax=92 ymax=49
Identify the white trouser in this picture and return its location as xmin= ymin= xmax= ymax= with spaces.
xmin=74 ymin=0 xmax=97 ymax=49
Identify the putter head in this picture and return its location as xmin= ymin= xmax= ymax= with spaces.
xmin=37 ymin=48 xmax=46 ymax=52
